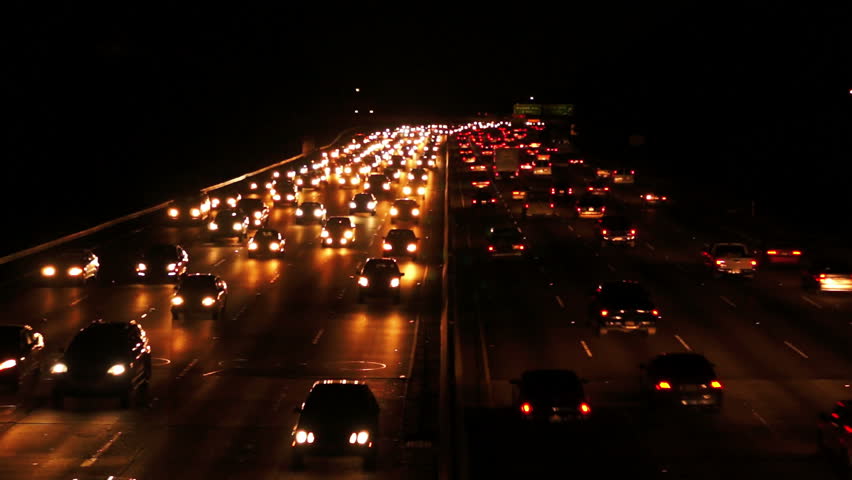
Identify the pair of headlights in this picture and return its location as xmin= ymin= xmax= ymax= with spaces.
xmin=51 ymin=363 xmax=125 ymax=376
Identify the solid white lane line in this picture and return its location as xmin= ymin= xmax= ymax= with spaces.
xmin=213 ymin=258 xmax=227 ymax=267
xmin=311 ymin=329 xmax=324 ymax=345
xmin=70 ymin=295 xmax=88 ymax=306
xmin=176 ymin=358 xmax=199 ymax=379
xmin=784 ymin=340 xmax=809 ymax=359
xmin=580 ymin=340 xmax=593 ymax=358
xmin=674 ymin=334 xmax=692 ymax=351
xmin=720 ymin=296 xmax=736 ymax=308
xmin=555 ymin=296 xmax=565 ymax=308
xmin=645 ymin=242 xmax=655 ymax=251
xmin=801 ymin=295 xmax=823 ymax=309
xmin=80 ymin=431 xmax=123 ymax=467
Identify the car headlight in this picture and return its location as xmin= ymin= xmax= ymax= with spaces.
xmin=190 ymin=208 xmax=201 ymax=217
xmin=358 ymin=276 xmax=369 ymax=287
xmin=253 ymin=211 xmax=262 ymax=219
xmin=422 ymin=175 xmax=428 ymax=181
xmin=0 ymin=359 xmax=17 ymax=370
xmin=383 ymin=243 xmax=392 ymax=251
xmin=390 ymin=207 xmax=398 ymax=216
xmin=166 ymin=263 xmax=177 ymax=271
xmin=68 ymin=267 xmax=83 ymax=276
xmin=296 ymin=179 xmax=303 ymax=185
xmin=233 ymin=222 xmax=243 ymax=231
xmin=107 ymin=364 xmax=126 ymax=376
xmin=368 ymin=201 xmax=376 ymax=209
xmin=343 ymin=230 xmax=354 ymax=239
xmin=269 ymin=242 xmax=280 ymax=251
xmin=202 ymin=296 xmax=216 ymax=307
xmin=338 ymin=177 xmax=346 ymax=184
xmin=321 ymin=230 xmax=329 ymax=238
xmin=168 ymin=208 xmax=179 ymax=218
xmin=265 ymin=182 xmax=274 ymax=189
xmin=41 ymin=266 xmax=56 ymax=277
xmin=417 ymin=187 xmax=426 ymax=195
xmin=227 ymin=198 xmax=237 ymax=207
xmin=287 ymin=170 xmax=296 ymax=178
xmin=383 ymin=183 xmax=391 ymax=190
xmin=390 ymin=277 xmax=400 ymax=288
xmin=248 ymin=242 xmax=258 ymax=250
xmin=313 ymin=209 xmax=323 ymax=217
xmin=351 ymin=177 xmax=359 ymax=184
xmin=295 ymin=209 xmax=303 ymax=216
xmin=403 ymin=186 xmax=412 ymax=195
xmin=295 ymin=430 xmax=314 ymax=444
xmin=171 ymin=296 xmax=184 ymax=306
xmin=286 ymin=194 xmax=295 ymax=201
xmin=349 ymin=201 xmax=357 ymax=208
xmin=407 ymin=243 xmax=417 ymax=252
xmin=273 ymin=194 xmax=281 ymax=201
xmin=209 ymin=222 xmax=218 ymax=230
xmin=357 ymin=431 xmax=370 ymax=445
xmin=412 ymin=208 xmax=420 ymax=216
xmin=51 ymin=363 xmax=68 ymax=374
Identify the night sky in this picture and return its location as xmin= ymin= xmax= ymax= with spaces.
xmin=2 ymin=3 xmax=849 ymax=255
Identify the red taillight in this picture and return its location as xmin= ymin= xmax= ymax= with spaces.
xmin=602 ymin=229 xmax=608 ymax=235
xmin=600 ymin=310 xmax=608 ymax=316
xmin=521 ymin=402 xmax=532 ymax=414
xmin=792 ymin=251 xmax=802 ymax=255
xmin=550 ymin=188 xmax=555 ymax=194
xmin=588 ymin=187 xmax=593 ymax=191
xmin=579 ymin=403 xmax=591 ymax=415
xmin=549 ymin=203 xmax=554 ymax=209
xmin=524 ymin=204 xmax=529 ymax=209
xmin=845 ymin=425 xmax=852 ymax=434
xmin=487 ymin=245 xmax=494 ymax=252
xmin=766 ymin=250 xmax=778 ymax=255
xmin=518 ymin=245 xmax=525 ymax=250
xmin=656 ymin=381 xmax=671 ymax=390
xmin=710 ymin=380 xmax=723 ymax=389
xmin=819 ymin=273 xmax=827 ymax=280
xmin=630 ymin=229 xmax=636 ymax=235
xmin=604 ymin=187 xmax=609 ymax=191
xmin=751 ymin=260 xmax=757 ymax=266
xmin=630 ymin=170 xmax=635 ymax=174
xmin=491 ymin=198 xmax=497 ymax=203
xmin=716 ymin=259 xmax=725 ymax=265
xmin=652 ymin=309 xmax=659 ymax=316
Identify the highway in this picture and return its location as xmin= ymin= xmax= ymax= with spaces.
xmin=452 ymin=151 xmax=852 ymax=478
xmin=0 ymin=133 xmax=444 ymax=479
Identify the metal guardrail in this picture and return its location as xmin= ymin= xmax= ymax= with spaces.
xmin=0 ymin=127 xmax=361 ymax=267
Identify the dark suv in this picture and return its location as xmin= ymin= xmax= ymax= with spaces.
xmin=510 ymin=369 xmax=592 ymax=423
xmin=50 ymin=320 xmax=152 ymax=409
xmin=291 ymin=379 xmax=380 ymax=470
xmin=170 ymin=273 xmax=229 ymax=320
xmin=588 ymin=281 xmax=659 ymax=336
xmin=356 ymin=258 xmax=404 ymax=304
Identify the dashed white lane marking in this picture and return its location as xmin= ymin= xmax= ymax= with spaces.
xmin=720 ymin=295 xmax=736 ymax=308
xmin=607 ymin=264 xmax=616 ymax=272
xmin=801 ymin=295 xmax=823 ymax=309
xmin=311 ymin=329 xmax=325 ymax=345
xmin=784 ymin=340 xmax=809 ymax=359
xmin=580 ymin=340 xmax=593 ymax=358
xmin=80 ymin=431 xmax=123 ymax=467
xmin=567 ymin=225 xmax=575 ymax=232
xmin=751 ymin=409 xmax=774 ymax=432
xmin=70 ymin=295 xmax=88 ymax=306
xmin=176 ymin=358 xmax=199 ymax=379
xmin=555 ymin=296 xmax=565 ymax=308
xmin=674 ymin=334 xmax=692 ymax=351
xmin=645 ymin=242 xmax=655 ymax=251
xmin=213 ymin=258 xmax=227 ymax=267
xmin=269 ymin=273 xmax=280 ymax=284
xmin=202 ymin=369 xmax=224 ymax=377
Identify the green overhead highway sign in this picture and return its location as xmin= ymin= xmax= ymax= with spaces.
xmin=513 ymin=103 xmax=542 ymax=115
xmin=513 ymin=103 xmax=573 ymax=116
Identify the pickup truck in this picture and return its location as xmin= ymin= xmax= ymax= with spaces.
xmin=702 ymin=243 xmax=757 ymax=278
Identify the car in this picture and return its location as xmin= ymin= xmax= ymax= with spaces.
xmin=585 ymin=179 xmax=610 ymax=196
xmin=817 ymin=399 xmax=852 ymax=468
xmin=485 ymin=226 xmax=526 ymax=257
xmin=134 ymin=244 xmax=190 ymax=282
xmin=321 ymin=216 xmax=356 ymax=248
xmin=349 ymin=193 xmax=377 ymax=216
xmin=0 ymin=324 xmax=45 ymax=392
xmin=388 ymin=154 xmax=407 ymax=168
xmin=402 ymin=177 xmax=428 ymax=197
xmin=271 ymin=180 xmax=299 ymax=205
xmin=471 ymin=189 xmax=498 ymax=206
xmin=236 ymin=197 xmax=270 ymax=228
xmin=639 ymin=353 xmax=723 ymax=410
xmin=295 ymin=173 xmax=323 ymax=191
xmin=802 ymin=259 xmax=852 ymax=292
xmin=611 ymin=169 xmax=635 ymax=184
xmin=701 ymin=242 xmax=757 ymax=279
xmin=382 ymin=228 xmax=419 ymax=260
xmin=409 ymin=168 xmax=429 ymax=183
xmin=356 ymin=258 xmax=404 ymax=304
xmin=575 ymin=195 xmax=606 ymax=219
xmin=209 ymin=187 xmax=241 ymax=210
xmin=588 ymin=281 xmax=659 ymax=335
xmin=390 ymin=198 xmax=421 ymax=224
xmin=524 ymin=190 xmax=556 ymax=216
xmin=758 ymin=241 xmax=804 ymax=266
xmin=39 ymin=249 xmax=100 ymax=286
xmin=469 ymin=171 xmax=492 ymax=189
xmin=550 ymin=182 xmax=573 ymax=198
xmin=384 ymin=166 xmax=405 ymax=184
xmin=467 ymin=161 xmax=490 ymax=173
xmin=207 ymin=209 xmax=250 ymax=241
xmin=291 ymin=379 xmax=380 ymax=470
xmin=510 ymin=370 xmax=592 ymax=423
xmin=596 ymin=216 xmax=638 ymax=247
xmin=459 ymin=149 xmax=476 ymax=163
xmin=50 ymin=320 xmax=151 ymax=409
xmin=364 ymin=174 xmax=392 ymax=197
xmin=247 ymin=228 xmax=285 ymax=258
xmin=640 ymin=192 xmax=668 ymax=207
xmin=337 ymin=173 xmax=362 ymax=188
xmin=165 ymin=193 xmax=212 ymax=223
xmin=531 ymin=157 xmax=552 ymax=176
xmin=170 ymin=273 xmax=228 ymax=320
xmin=295 ymin=202 xmax=327 ymax=225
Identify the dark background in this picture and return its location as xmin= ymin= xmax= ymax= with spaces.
xmin=2 ymin=3 xmax=849 ymax=256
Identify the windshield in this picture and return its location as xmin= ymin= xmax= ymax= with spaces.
xmin=66 ymin=326 xmax=132 ymax=360
xmin=715 ymin=245 xmax=747 ymax=256
xmin=179 ymin=276 xmax=217 ymax=290
xmin=601 ymin=217 xmax=631 ymax=229
xmin=354 ymin=194 xmax=372 ymax=202
xmin=254 ymin=230 xmax=278 ymax=239
xmin=387 ymin=230 xmax=415 ymax=241
xmin=364 ymin=261 xmax=399 ymax=275
xmin=600 ymin=283 xmax=649 ymax=303
xmin=304 ymin=384 xmax=376 ymax=415
xmin=237 ymin=199 xmax=264 ymax=210
xmin=216 ymin=211 xmax=240 ymax=220
xmin=144 ymin=245 xmax=176 ymax=258
xmin=326 ymin=218 xmax=351 ymax=228
xmin=653 ymin=354 xmax=715 ymax=378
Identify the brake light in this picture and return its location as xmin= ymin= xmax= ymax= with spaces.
xmin=710 ymin=380 xmax=723 ymax=389
xmin=792 ymin=251 xmax=801 ymax=255
xmin=488 ymin=245 xmax=494 ymax=252
xmin=600 ymin=310 xmax=608 ymax=316
xmin=549 ymin=203 xmax=554 ymax=209
xmin=819 ymin=273 xmax=827 ymax=279
xmin=630 ymin=229 xmax=636 ymax=235
xmin=551 ymin=188 xmax=555 ymax=194
xmin=521 ymin=402 xmax=532 ymax=414
xmin=604 ymin=187 xmax=609 ymax=191
xmin=846 ymin=425 xmax=852 ymax=434
xmin=751 ymin=260 xmax=757 ymax=266
xmin=766 ymin=250 xmax=777 ymax=255
xmin=652 ymin=309 xmax=659 ymax=316
xmin=716 ymin=259 xmax=725 ymax=265
xmin=602 ymin=229 xmax=608 ymax=235
xmin=656 ymin=381 xmax=671 ymax=390
xmin=579 ymin=403 xmax=591 ymax=415
xmin=588 ymin=187 xmax=593 ymax=191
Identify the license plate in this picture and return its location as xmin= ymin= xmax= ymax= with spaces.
xmin=612 ymin=237 xmax=625 ymax=241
